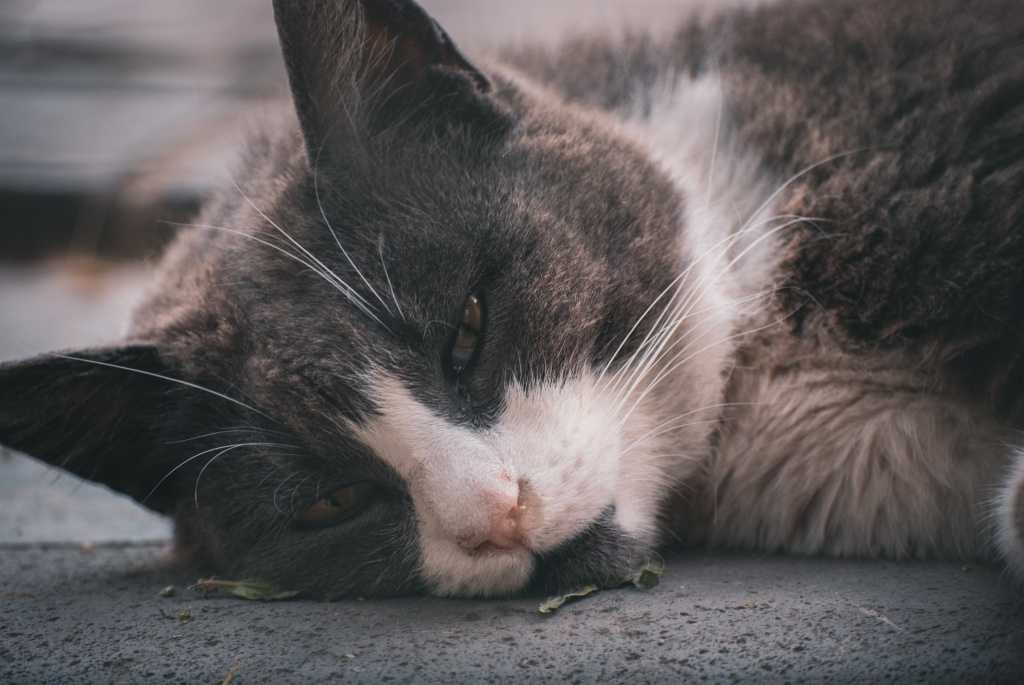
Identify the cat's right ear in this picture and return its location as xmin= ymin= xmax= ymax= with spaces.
xmin=272 ymin=0 xmax=505 ymax=161
xmin=0 ymin=346 xmax=190 ymax=512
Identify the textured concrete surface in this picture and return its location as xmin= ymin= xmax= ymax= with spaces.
xmin=0 ymin=262 xmax=171 ymax=546
xmin=1 ymin=545 xmax=1022 ymax=684
xmin=0 ymin=450 xmax=170 ymax=545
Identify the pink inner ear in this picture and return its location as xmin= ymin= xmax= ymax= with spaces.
xmin=360 ymin=0 xmax=490 ymax=93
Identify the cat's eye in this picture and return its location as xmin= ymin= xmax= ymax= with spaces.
xmin=449 ymin=293 xmax=484 ymax=372
xmin=295 ymin=483 xmax=377 ymax=529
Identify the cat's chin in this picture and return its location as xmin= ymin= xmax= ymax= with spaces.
xmin=420 ymin=537 xmax=535 ymax=598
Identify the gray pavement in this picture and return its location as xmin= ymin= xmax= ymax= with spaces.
xmin=0 ymin=262 xmax=171 ymax=546
xmin=1 ymin=545 xmax=1022 ymax=683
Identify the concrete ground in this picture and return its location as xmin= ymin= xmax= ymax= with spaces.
xmin=2 ymin=1 xmax=1024 ymax=682
xmin=2 ymin=544 xmax=1022 ymax=684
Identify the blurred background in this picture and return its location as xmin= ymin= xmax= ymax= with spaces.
xmin=0 ymin=0 xmax=746 ymax=543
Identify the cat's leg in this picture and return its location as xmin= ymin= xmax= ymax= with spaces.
xmin=703 ymin=340 xmax=1015 ymax=564
xmin=994 ymin=446 xmax=1024 ymax=584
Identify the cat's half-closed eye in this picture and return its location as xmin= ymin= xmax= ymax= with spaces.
xmin=294 ymin=482 xmax=382 ymax=529
xmin=449 ymin=293 xmax=484 ymax=373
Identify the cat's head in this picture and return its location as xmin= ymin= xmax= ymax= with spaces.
xmin=0 ymin=0 xmax=725 ymax=598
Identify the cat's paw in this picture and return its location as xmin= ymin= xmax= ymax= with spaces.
xmin=995 ymin=448 xmax=1024 ymax=585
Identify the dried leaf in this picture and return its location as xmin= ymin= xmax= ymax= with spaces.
xmin=537 ymin=585 xmax=599 ymax=615
xmin=536 ymin=557 xmax=665 ymax=615
xmin=628 ymin=558 xmax=665 ymax=590
xmin=220 ymin=662 xmax=240 ymax=685
xmin=191 ymin=578 xmax=299 ymax=601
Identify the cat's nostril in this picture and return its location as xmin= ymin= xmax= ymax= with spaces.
xmin=487 ymin=506 xmax=525 ymax=550
xmin=455 ymin=480 xmax=538 ymax=554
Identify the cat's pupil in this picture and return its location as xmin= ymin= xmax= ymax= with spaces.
xmin=450 ymin=293 xmax=483 ymax=372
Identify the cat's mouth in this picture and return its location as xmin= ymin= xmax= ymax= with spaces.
xmin=421 ymin=505 xmax=639 ymax=597
xmin=526 ymin=506 xmax=651 ymax=595
xmin=465 ymin=540 xmax=524 ymax=557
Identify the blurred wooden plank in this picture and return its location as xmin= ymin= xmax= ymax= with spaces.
xmin=0 ymin=0 xmax=282 ymax=194
xmin=0 ymin=0 xmax=282 ymax=259
xmin=0 ymin=0 xmax=734 ymax=260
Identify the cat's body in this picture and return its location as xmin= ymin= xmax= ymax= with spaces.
xmin=2 ymin=0 xmax=1023 ymax=598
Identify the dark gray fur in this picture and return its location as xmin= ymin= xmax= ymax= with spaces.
xmin=1 ymin=0 xmax=1022 ymax=597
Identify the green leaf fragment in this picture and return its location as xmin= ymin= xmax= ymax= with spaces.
xmin=191 ymin=578 xmax=300 ymax=601
xmin=536 ymin=558 xmax=665 ymax=615
xmin=537 ymin=585 xmax=599 ymax=614
xmin=629 ymin=558 xmax=665 ymax=590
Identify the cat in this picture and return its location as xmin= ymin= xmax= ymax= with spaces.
xmin=1 ymin=0 xmax=1023 ymax=599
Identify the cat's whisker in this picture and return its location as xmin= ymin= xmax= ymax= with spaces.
xmin=732 ymin=147 xmax=870 ymax=239
xmin=144 ymin=441 xmax=294 ymax=505
xmin=230 ymin=179 xmax=391 ymax=332
xmin=194 ymin=444 xmax=262 ymax=509
xmin=598 ymin=216 xmax=752 ymax=397
xmin=287 ymin=475 xmax=313 ymax=514
xmin=167 ymin=426 xmax=287 ymax=445
xmin=609 ymin=286 xmax=775 ymax=416
xmin=618 ymin=291 xmax=779 ymax=420
xmin=595 ymin=261 xmax=694 ymax=390
xmin=163 ymin=220 xmax=389 ymax=330
xmin=608 ymin=282 xmax=772 ymax=415
xmin=619 ymin=313 xmax=793 ymax=427
xmin=56 ymin=354 xmax=271 ymax=421
xmin=705 ymin=82 xmax=724 ymax=214
xmin=619 ymin=402 xmax=759 ymax=455
xmin=255 ymin=466 xmax=281 ymax=490
xmin=378 ymin=235 xmax=406 ymax=321
xmin=602 ymin=208 xmax=783 ymax=399
xmin=272 ymin=472 xmax=300 ymax=515
xmin=312 ymin=146 xmax=394 ymax=316
xmin=611 ymin=212 xmax=813 ymax=412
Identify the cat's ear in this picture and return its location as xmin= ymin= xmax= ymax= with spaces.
xmin=272 ymin=0 xmax=502 ymax=159
xmin=0 ymin=346 xmax=186 ymax=512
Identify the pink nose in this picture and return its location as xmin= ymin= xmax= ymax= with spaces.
xmin=456 ymin=480 xmax=534 ymax=553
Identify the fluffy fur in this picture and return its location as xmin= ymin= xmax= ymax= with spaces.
xmin=1 ymin=0 xmax=1023 ymax=597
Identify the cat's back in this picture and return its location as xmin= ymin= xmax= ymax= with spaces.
xmin=522 ymin=0 xmax=1023 ymax=380
xmin=658 ymin=0 xmax=1024 ymax=557
xmin=716 ymin=0 xmax=1024 ymax=358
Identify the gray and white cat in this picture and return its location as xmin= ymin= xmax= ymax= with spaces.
xmin=2 ymin=0 xmax=1023 ymax=598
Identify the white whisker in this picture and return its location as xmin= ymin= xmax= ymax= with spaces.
xmin=734 ymin=148 xmax=868 ymax=238
xmin=57 ymin=354 xmax=270 ymax=420
xmin=598 ymin=217 xmax=753 ymax=397
xmin=230 ymin=179 xmax=390 ymax=332
xmin=378 ymin=235 xmax=405 ymax=321
xmin=312 ymin=148 xmax=393 ymax=315
xmin=144 ymin=441 xmax=293 ymax=504
xmin=620 ymin=402 xmax=757 ymax=455
xmin=620 ymin=314 xmax=791 ymax=426
xmin=272 ymin=472 xmax=300 ymax=515
xmin=165 ymin=220 xmax=389 ymax=331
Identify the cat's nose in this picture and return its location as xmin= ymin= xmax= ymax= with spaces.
xmin=457 ymin=479 xmax=535 ymax=553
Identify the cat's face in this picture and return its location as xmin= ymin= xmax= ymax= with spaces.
xmin=0 ymin=0 xmax=708 ymax=598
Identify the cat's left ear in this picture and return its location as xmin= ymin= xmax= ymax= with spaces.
xmin=272 ymin=0 xmax=503 ymax=160
xmin=0 ymin=346 xmax=191 ymax=512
